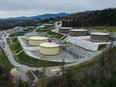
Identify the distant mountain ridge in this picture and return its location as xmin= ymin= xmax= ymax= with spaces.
xmin=35 ymin=13 xmax=70 ymax=19
xmin=2 ymin=13 xmax=70 ymax=20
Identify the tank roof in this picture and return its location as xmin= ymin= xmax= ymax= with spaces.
xmin=50 ymin=68 xmax=61 ymax=72
xmin=91 ymin=32 xmax=109 ymax=35
xmin=25 ymin=32 xmax=39 ymax=36
xmin=70 ymin=29 xmax=88 ymax=31
xmin=29 ymin=36 xmax=48 ymax=40
xmin=59 ymin=27 xmax=72 ymax=29
xmin=40 ymin=42 xmax=59 ymax=47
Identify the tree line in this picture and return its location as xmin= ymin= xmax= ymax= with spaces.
xmin=0 ymin=19 xmax=40 ymax=30
xmin=61 ymin=8 xmax=116 ymax=27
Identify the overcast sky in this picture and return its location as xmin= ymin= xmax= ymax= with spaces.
xmin=0 ymin=0 xmax=116 ymax=18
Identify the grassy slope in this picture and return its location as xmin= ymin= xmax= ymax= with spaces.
xmin=36 ymin=29 xmax=49 ymax=32
xmin=9 ymin=37 xmax=22 ymax=51
xmin=85 ymin=26 xmax=116 ymax=32
xmin=0 ymin=47 xmax=15 ymax=87
xmin=0 ymin=48 xmax=13 ymax=70
xmin=36 ymin=28 xmax=67 ymax=40
xmin=6 ymin=38 xmax=11 ymax=45
xmin=47 ymin=31 xmax=67 ymax=40
xmin=16 ymin=52 xmax=61 ymax=67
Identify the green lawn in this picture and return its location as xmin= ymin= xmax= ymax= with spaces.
xmin=16 ymin=52 xmax=62 ymax=67
xmin=6 ymin=38 xmax=11 ymax=44
xmin=9 ymin=37 xmax=22 ymax=51
xmin=85 ymin=26 xmax=116 ymax=32
xmin=61 ymin=35 xmax=68 ymax=40
xmin=98 ymin=44 xmax=106 ymax=50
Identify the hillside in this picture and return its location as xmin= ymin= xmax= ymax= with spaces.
xmin=1 ymin=13 xmax=69 ymax=20
xmin=38 ymin=47 xmax=116 ymax=87
xmin=34 ymin=13 xmax=69 ymax=19
xmin=61 ymin=8 xmax=116 ymax=27
xmin=0 ymin=13 xmax=69 ymax=30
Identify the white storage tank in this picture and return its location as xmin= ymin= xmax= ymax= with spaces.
xmin=40 ymin=42 xmax=60 ymax=55
xmin=69 ymin=29 xmax=88 ymax=36
xmin=29 ymin=36 xmax=48 ymax=45
xmin=25 ymin=32 xmax=39 ymax=40
xmin=59 ymin=27 xmax=72 ymax=33
xmin=91 ymin=32 xmax=109 ymax=42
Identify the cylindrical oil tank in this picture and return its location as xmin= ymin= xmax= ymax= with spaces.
xmin=59 ymin=27 xmax=72 ymax=33
xmin=40 ymin=42 xmax=60 ymax=55
xmin=91 ymin=32 xmax=109 ymax=42
xmin=29 ymin=36 xmax=48 ymax=45
xmin=25 ymin=32 xmax=39 ymax=40
xmin=69 ymin=29 xmax=88 ymax=36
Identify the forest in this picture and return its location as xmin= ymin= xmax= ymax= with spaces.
xmin=61 ymin=8 xmax=116 ymax=27
xmin=0 ymin=19 xmax=40 ymax=30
